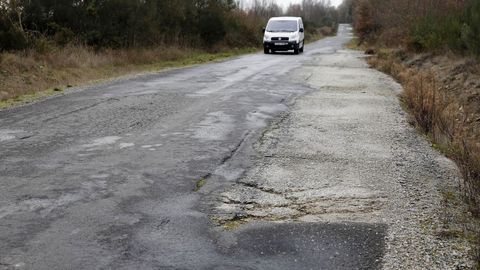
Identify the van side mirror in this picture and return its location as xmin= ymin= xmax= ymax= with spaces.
xmin=299 ymin=28 xmax=304 ymax=33
xmin=262 ymin=28 xmax=266 ymax=33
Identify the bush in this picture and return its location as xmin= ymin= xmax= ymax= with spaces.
xmin=0 ymin=17 xmax=27 ymax=51
xmin=355 ymin=0 xmax=478 ymax=55
xmin=198 ymin=11 xmax=226 ymax=47
xmin=354 ymin=0 xmax=376 ymax=43
xmin=319 ymin=26 xmax=333 ymax=36
xmin=409 ymin=13 xmax=465 ymax=52
xmin=34 ymin=36 xmax=55 ymax=53
xmin=49 ymin=23 xmax=75 ymax=46
xmin=224 ymin=11 xmax=263 ymax=48
xmin=462 ymin=0 xmax=480 ymax=56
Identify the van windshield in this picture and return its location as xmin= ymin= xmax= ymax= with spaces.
xmin=266 ymin=20 xmax=298 ymax=32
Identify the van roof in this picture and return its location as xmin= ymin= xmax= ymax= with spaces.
xmin=269 ymin=17 xmax=301 ymax=21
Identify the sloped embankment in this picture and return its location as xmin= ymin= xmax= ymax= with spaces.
xmin=369 ymin=51 xmax=480 ymax=215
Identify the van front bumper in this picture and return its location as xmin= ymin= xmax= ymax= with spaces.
xmin=264 ymin=41 xmax=299 ymax=51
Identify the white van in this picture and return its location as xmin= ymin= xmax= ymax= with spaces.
xmin=263 ymin=17 xmax=305 ymax=55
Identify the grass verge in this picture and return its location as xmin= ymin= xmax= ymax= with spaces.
xmin=0 ymin=46 xmax=257 ymax=110
xmin=345 ymin=37 xmax=368 ymax=51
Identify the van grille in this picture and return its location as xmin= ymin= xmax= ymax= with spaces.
xmin=271 ymin=37 xmax=289 ymax=41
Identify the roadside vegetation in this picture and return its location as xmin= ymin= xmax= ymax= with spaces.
xmin=0 ymin=47 xmax=256 ymax=108
xmin=0 ymin=0 xmax=338 ymax=105
xmin=346 ymin=0 xmax=480 ymax=262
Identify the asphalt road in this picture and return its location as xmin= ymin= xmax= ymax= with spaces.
xmin=0 ymin=25 xmax=388 ymax=270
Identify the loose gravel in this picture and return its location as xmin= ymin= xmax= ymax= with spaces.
xmin=214 ymin=45 xmax=477 ymax=269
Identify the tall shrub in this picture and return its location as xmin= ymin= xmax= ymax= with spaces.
xmin=410 ymin=13 xmax=464 ymax=52
xmin=462 ymin=0 xmax=480 ymax=56
xmin=0 ymin=16 xmax=27 ymax=51
xmin=354 ymin=0 xmax=376 ymax=43
xmin=0 ymin=1 xmax=27 ymax=51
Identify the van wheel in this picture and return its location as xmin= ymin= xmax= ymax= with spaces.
xmin=294 ymin=48 xmax=299 ymax=55
xmin=299 ymin=45 xmax=304 ymax=53
xmin=264 ymin=48 xmax=269 ymax=54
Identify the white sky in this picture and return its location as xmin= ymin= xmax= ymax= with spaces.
xmin=276 ymin=0 xmax=343 ymax=7
xmin=240 ymin=0 xmax=344 ymax=9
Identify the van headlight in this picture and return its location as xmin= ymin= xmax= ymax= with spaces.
xmin=263 ymin=34 xmax=271 ymax=41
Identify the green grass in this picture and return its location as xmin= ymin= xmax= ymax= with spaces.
xmin=194 ymin=178 xmax=207 ymax=192
xmin=305 ymin=33 xmax=327 ymax=44
xmin=0 ymin=88 xmax=61 ymax=110
xmin=222 ymin=219 xmax=248 ymax=230
xmin=141 ymin=47 xmax=257 ymax=72
xmin=345 ymin=37 xmax=371 ymax=51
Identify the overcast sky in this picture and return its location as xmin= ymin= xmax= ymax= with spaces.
xmin=240 ymin=0 xmax=344 ymax=9
xmin=276 ymin=0 xmax=343 ymax=7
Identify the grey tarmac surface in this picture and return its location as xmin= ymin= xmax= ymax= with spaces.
xmin=0 ymin=25 xmax=472 ymax=269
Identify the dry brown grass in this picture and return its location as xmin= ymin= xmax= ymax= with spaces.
xmin=369 ymin=51 xmax=480 ymax=215
xmin=0 ymin=45 xmax=253 ymax=104
xmin=370 ymin=51 xmax=480 ymax=265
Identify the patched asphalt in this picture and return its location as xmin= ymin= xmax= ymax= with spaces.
xmin=0 ymin=25 xmax=391 ymax=269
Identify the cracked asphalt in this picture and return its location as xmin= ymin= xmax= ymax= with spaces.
xmin=0 ymin=25 xmax=471 ymax=269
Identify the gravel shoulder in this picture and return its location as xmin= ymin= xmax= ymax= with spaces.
xmin=211 ymin=39 xmax=476 ymax=269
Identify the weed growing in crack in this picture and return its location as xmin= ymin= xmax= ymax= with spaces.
xmin=194 ymin=179 xmax=206 ymax=192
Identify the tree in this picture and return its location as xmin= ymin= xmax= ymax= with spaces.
xmin=338 ymin=0 xmax=354 ymax=23
xmin=354 ymin=0 xmax=376 ymax=44
xmin=462 ymin=0 xmax=480 ymax=56
xmin=0 ymin=0 xmax=27 ymax=50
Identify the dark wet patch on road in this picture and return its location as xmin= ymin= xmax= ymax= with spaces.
xmin=219 ymin=221 xmax=386 ymax=270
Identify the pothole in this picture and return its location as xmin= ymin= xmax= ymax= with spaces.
xmin=214 ymin=178 xmax=386 ymax=229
